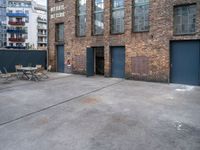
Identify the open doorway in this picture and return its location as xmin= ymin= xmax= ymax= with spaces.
xmin=94 ymin=47 xmax=104 ymax=75
xmin=86 ymin=47 xmax=104 ymax=76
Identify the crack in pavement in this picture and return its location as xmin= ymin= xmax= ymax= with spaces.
xmin=0 ymin=79 xmax=124 ymax=127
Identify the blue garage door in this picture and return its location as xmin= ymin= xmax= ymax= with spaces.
xmin=171 ymin=41 xmax=200 ymax=85
xmin=57 ymin=45 xmax=64 ymax=73
xmin=111 ymin=47 xmax=125 ymax=78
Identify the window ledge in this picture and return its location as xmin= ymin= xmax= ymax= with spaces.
xmin=92 ymin=34 xmax=104 ymax=36
xmin=133 ymin=30 xmax=149 ymax=33
xmin=76 ymin=35 xmax=86 ymax=38
xmin=173 ymin=33 xmax=196 ymax=36
xmin=110 ymin=32 xmax=125 ymax=35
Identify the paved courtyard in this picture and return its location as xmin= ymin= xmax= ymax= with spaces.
xmin=0 ymin=73 xmax=200 ymax=150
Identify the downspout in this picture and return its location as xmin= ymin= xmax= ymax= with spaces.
xmin=46 ymin=0 xmax=49 ymax=69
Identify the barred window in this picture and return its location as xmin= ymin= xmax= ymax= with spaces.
xmin=55 ymin=23 xmax=64 ymax=42
xmin=134 ymin=0 xmax=149 ymax=32
xmin=77 ymin=0 xmax=86 ymax=36
xmin=93 ymin=0 xmax=104 ymax=35
xmin=111 ymin=0 xmax=124 ymax=34
xmin=174 ymin=4 xmax=196 ymax=35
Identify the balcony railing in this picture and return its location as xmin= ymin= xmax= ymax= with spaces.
xmin=37 ymin=18 xmax=47 ymax=23
xmin=7 ymin=29 xmax=27 ymax=34
xmin=9 ymin=37 xmax=25 ymax=42
xmin=38 ymin=40 xmax=47 ymax=44
xmin=7 ymin=13 xmax=28 ymax=17
xmin=8 ymin=21 xmax=25 ymax=26
xmin=38 ymin=33 xmax=47 ymax=36
xmin=37 ymin=25 xmax=47 ymax=30
xmin=6 ymin=46 xmax=26 ymax=49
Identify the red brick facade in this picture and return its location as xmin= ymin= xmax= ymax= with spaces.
xmin=48 ymin=0 xmax=200 ymax=82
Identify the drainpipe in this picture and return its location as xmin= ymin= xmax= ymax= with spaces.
xmin=46 ymin=0 xmax=49 ymax=69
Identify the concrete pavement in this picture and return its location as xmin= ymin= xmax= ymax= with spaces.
xmin=0 ymin=74 xmax=200 ymax=150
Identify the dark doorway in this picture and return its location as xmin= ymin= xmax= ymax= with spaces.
xmin=94 ymin=47 xmax=104 ymax=75
xmin=86 ymin=47 xmax=104 ymax=77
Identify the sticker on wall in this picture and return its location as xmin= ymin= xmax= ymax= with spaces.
xmin=64 ymin=55 xmax=72 ymax=73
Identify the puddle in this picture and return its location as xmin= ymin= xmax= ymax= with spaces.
xmin=176 ymin=86 xmax=194 ymax=92
xmin=174 ymin=121 xmax=199 ymax=135
xmin=175 ymin=121 xmax=182 ymax=131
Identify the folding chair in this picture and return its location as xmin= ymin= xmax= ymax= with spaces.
xmin=36 ymin=65 xmax=42 ymax=69
xmin=0 ymin=68 xmax=13 ymax=81
xmin=39 ymin=65 xmax=51 ymax=79
xmin=34 ymin=65 xmax=51 ymax=80
xmin=15 ymin=64 xmax=23 ymax=79
xmin=35 ymin=65 xmax=43 ymax=80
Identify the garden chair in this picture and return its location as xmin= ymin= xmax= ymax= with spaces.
xmin=35 ymin=65 xmax=51 ymax=79
xmin=0 ymin=68 xmax=13 ymax=81
xmin=42 ymin=65 xmax=52 ymax=79
xmin=15 ymin=64 xmax=23 ymax=79
xmin=35 ymin=65 xmax=43 ymax=80
xmin=36 ymin=65 xmax=42 ymax=69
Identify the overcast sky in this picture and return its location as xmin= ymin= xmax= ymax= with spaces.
xmin=34 ymin=0 xmax=47 ymax=6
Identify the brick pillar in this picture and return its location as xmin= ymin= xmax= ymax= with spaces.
xmin=48 ymin=21 xmax=56 ymax=71
xmin=104 ymin=0 xmax=111 ymax=77
xmin=124 ymin=0 xmax=133 ymax=77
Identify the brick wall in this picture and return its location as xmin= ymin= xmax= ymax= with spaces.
xmin=48 ymin=0 xmax=200 ymax=82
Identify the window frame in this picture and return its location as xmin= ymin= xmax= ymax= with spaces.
xmin=76 ymin=0 xmax=87 ymax=37
xmin=55 ymin=23 xmax=64 ymax=43
xmin=110 ymin=0 xmax=125 ymax=35
xmin=133 ymin=0 xmax=150 ymax=33
xmin=92 ymin=0 xmax=104 ymax=36
xmin=173 ymin=3 xmax=197 ymax=36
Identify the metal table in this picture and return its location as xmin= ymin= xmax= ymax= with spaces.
xmin=17 ymin=67 xmax=38 ymax=81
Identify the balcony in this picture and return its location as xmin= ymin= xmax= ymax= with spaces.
xmin=37 ymin=25 xmax=47 ymax=30
xmin=37 ymin=17 xmax=47 ymax=23
xmin=7 ymin=13 xmax=28 ymax=17
xmin=8 ymin=21 xmax=25 ymax=26
xmin=38 ymin=40 xmax=47 ymax=44
xmin=9 ymin=37 xmax=25 ymax=42
xmin=7 ymin=29 xmax=27 ymax=34
xmin=38 ymin=33 xmax=47 ymax=37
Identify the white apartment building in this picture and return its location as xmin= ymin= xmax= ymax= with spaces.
xmin=0 ymin=0 xmax=7 ymax=48
xmin=6 ymin=0 xmax=47 ymax=50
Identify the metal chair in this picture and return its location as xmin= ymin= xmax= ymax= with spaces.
xmin=35 ymin=65 xmax=51 ymax=80
xmin=0 ymin=67 xmax=13 ymax=81
xmin=15 ymin=64 xmax=23 ymax=79
xmin=36 ymin=65 xmax=42 ymax=69
xmin=39 ymin=65 xmax=51 ymax=79
xmin=35 ymin=65 xmax=43 ymax=80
